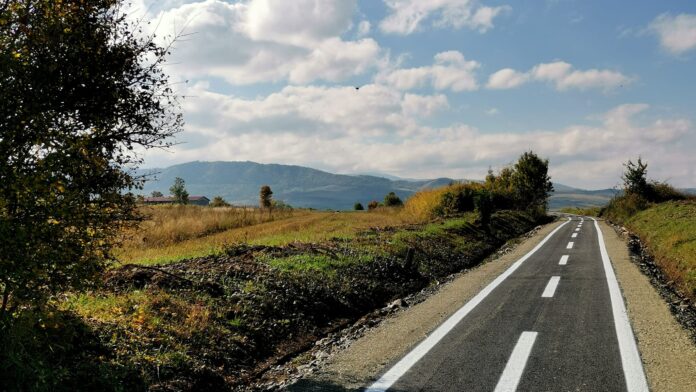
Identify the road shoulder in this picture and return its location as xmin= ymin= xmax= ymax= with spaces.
xmin=601 ymin=220 xmax=696 ymax=392
xmin=293 ymin=219 xmax=565 ymax=391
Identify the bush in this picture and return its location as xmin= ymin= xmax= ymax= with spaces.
xmin=354 ymin=202 xmax=364 ymax=211
xmin=601 ymin=193 xmax=649 ymax=223
xmin=383 ymin=192 xmax=403 ymax=207
xmin=367 ymin=201 xmax=380 ymax=211
xmin=210 ymin=196 xmax=230 ymax=207
xmin=648 ymin=181 xmax=688 ymax=203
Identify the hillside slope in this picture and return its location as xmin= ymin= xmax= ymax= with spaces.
xmin=139 ymin=161 xmax=453 ymax=210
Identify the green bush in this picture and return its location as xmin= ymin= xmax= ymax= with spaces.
xmin=354 ymin=202 xmax=364 ymax=211
xmin=383 ymin=192 xmax=403 ymax=207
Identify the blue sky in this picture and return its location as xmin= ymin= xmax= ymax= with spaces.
xmin=132 ymin=0 xmax=696 ymax=188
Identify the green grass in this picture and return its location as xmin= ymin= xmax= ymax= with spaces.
xmin=117 ymin=210 xmax=415 ymax=265
xmin=623 ymin=201 xmax=696 ymax=300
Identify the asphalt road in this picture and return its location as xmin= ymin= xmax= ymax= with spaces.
xmin=366 ymin=217 xmax=648 ymax=392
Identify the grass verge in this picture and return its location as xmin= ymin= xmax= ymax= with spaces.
xmin=621 ymin=201 xmax=696 ymax=301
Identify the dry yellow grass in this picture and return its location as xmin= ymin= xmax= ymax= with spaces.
xmin=122 ymin=205 xmax=294 ymax=250
xmin=402 ymin=182 xmax=481 ymax=221
xmin=117 ymin=209 xmax=415 ymax=265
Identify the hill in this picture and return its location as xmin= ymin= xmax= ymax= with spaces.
xmin=138 ymin=161 xmax=621 ymax=210
xmin=138 ymin=161 xmax=453 ymax=210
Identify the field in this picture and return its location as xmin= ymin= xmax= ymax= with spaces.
xmin=117 ymin=206 xmax=417 ymax=265
xmin=623 ymin=201 xmax=696 ymax=301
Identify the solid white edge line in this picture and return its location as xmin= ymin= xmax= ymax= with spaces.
xmin=566 ymin=242 xmax=574 ymax=249
xmin=592 ymin=218 xmax=649 ymax=392
xmin=494 ymin=331 xmax=538 ymax=392
xmin=364 ymin=218 xmax=572 ymax=392
xmin=559 ymin=255 xmax=569 ymax=265
xmin=541 ymin=276 xmax=561 ymax=298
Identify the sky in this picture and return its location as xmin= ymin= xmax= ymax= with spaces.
xmin=129 ymin=0 xmax=696 ymax=189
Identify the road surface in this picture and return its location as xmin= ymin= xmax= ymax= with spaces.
xmin=366 ymin=217 xmax=648 ymax=392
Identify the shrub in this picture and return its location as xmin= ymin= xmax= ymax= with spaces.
xmin=383 ymin=192 xmax=403 ymax=207
xmin=601 ymin=193 xmax=649 ymax=223
xmin=354 ymin=202 xmax=364 ymax=211
xmin=210 ymin=196 xmax=230 ymax=207
xmin=367 ymin=201 xmax=380 ymax=211
xmin=648 ymin=181 xmax=688 ymax=203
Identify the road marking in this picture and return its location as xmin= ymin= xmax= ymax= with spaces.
xmin=364 ymin=219 xmax=572 ymax=392
xmin=575 ymin=228 xmax=580 ymax=232
xmin=592 ymin=218 xmax=649 ymax=392
xmin=494 ymin=331 xmax=538 ymax=392
xmin=581 ymin=217 xmax=584 ymax=222
xmin=567 ymin=242 xmax=574 ymax=249
xmin=541 ymin=276 xmax=561 ymax=298
xmin=559 ymin=255 xmax=569 ymax=265
xmin=572 ymin=233 xmax=578 ymax=238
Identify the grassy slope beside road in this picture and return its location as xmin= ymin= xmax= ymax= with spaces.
xmin=49 ymin=209 xmax=543 ymax=391
xmin=620 ymin=201 xmax=696 ymax=302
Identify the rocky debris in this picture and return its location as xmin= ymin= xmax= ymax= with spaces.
xmin=612 ymin=224 xmax=696 ymax=344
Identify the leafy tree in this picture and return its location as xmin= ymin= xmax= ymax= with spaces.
xmin=151 ymin=191 xmax=164 ymax=198
xmin=354 ymin=202 xmax=364 ymax=211
xmin=383 ymin=192 xmax=403 ymax=207
xmin=367 ymin=200 xmax=380 ymax=211
xmin=511 ymin=151 xmax=553 ymax=213
xmin=259 ymin=185 xmax=273 ymax=210
xmin=210 ymin=196 xmax=230 ymax=207
xmin=474 ymin=189 xmax=493 ymax=226
xmin=169 ymin=177 xmax=189 ymax=205
xmin=0 ymin=0 xmax=181 ymax=317
xmin=622 ymin=157 xmax=649 ymax=198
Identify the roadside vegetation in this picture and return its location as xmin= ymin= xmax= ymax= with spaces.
xmin=559 ymin=206 xmax=602 ymax=216
xmin=600 ymin=158 xmax=696 ymax=302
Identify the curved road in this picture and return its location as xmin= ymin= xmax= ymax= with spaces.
xmin=365 ymin=217 xmax=648 ymax=392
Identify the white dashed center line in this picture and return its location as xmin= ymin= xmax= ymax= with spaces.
xmin=572 ymin=233 xmax=578 ymax=238
xmin=567 ymin=242 xmax=574 ymax=249
xmin=494 ymin=332 xmax=538 ymax=392
xmin=559 ymin=255 xmax=569 ymax=265
xmin=541 ymin=276 xmax=561 ymax=298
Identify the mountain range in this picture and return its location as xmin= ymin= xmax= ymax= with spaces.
xmin=138 ymin=161 xmax=619 ymax=210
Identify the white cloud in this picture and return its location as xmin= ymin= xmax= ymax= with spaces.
xmin=486 ymin=61 xmax=631 ymax=91
xmin=144 ymin=79 xmax=696 ymax=188
xmin=485 ymin=108 xmax=499 ymax=115
xmin=486 ymin=68 xmax=529 ymax=89
xmin=649 ymin=13 xmax=696 ymax=55
xmin=143 ymin=0 xmax=380 ymax=85
xmin=378 ymin=50 xmax=480 ymax=92
xmin=380 ymin=0 xmax=510 ymax=35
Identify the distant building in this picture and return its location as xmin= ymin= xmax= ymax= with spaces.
xmin=143 ymin=196 xmax=210 ymax=206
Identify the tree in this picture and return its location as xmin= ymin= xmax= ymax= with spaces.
xmin=0 ymin=0 xmax=182 ymax=317
xmin=259 ymin=185 xmax=273 ymax=210
xmin=354 ymin=202 xmax=364 ymax=211
xmin=622 ymin=157 xmax=649 ymax=197
xmin=383 ymin=192 xmax=403 ymax=207
xmin=151 ymin=191 xmax=164 ymax=198
xmin=169 ymin=177 xmax=189 ymax=205
xmin=367 ymin=200 xmax=380 ymax=211
xmin=210 ymin=196 xmax=230 ymax=207
xmin=511 ymin=151 xmax=553 ymax=212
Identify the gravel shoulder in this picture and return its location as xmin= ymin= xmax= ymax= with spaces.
xmin=600 ymin=220 xmax=696 ymax=392
xmin=292 ymin=219 xmax=565 ymax=391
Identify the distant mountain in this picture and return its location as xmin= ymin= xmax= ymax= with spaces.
xmin=549 ymin=183 xmax=618 ymax=210
xmin=137 ymin=161 xmax=622 ymax=210
xmin=138 ymin=161 xmax=454 ymax=210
